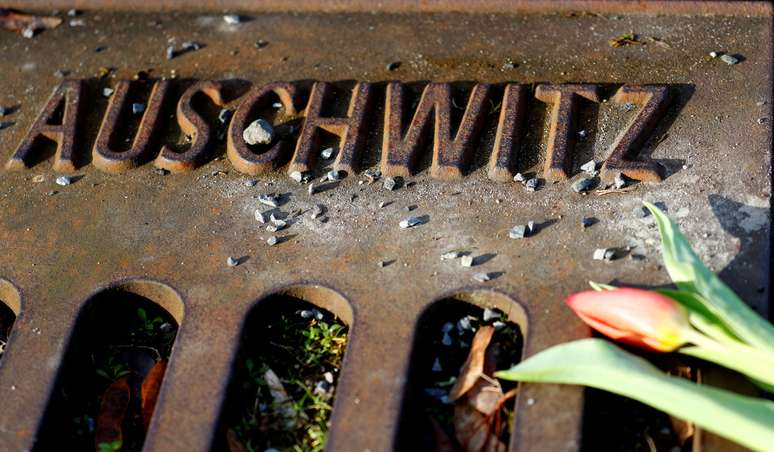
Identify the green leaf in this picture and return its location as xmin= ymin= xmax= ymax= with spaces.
xmin=137 ymin=308 xmax=147 ymax=323
xmin=495 ymin=338 xmax=774 ymax=451
xmin=644 ymin=202 xmax=774 ymax=352
xmin=680 ymin=344 xmax=774 ymax=391
xmin=654 ymin=288 xmax=742 ymax=346
xmin=588 ymin=281 xmax=616 ymax=291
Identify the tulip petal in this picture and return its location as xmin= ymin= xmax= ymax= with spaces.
xmin=566 ymin=288 xmax=690 ymax=352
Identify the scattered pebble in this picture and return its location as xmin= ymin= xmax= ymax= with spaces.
xmin=527 ymin=221 xmax=536 ymax=233
xmin=243 ymin=119 xmax=274 ymax=145
xmin=255 ymin=210 xmax=268 ymax=223
xmin=399 ymin=216 xmax=424 ymax=229
xmin=55 ymin=175 xmax=75 ymax=186
xmin=258 ymin=194 xmax=279 ymax=208
xmin=181 ymin=41 xmax=203 ymax=52
xmin=623 ymin=102 xmax=637 ymax=112
xmin=272 ymin=102 xmax=283 ymax=109
xmin=300 ymin=309 xmax=324 ymax=320
xmin=69 ymin=19 xmax=85 ymax=27
xmin=483 ymin=308 xmax=500 ymax=322
xmin=325 ymin=170 xmax=343 ymax=182
xmin=613 ymin=173 xmax=627 ymax=189
xmin=223 ymin=14 xmax=242 ymax=24
xmin=218 ymin=109 xmax=232 ymax=124
xmin=577 ymin=129 xmax=588 ymax=138
xmin=67 ymin=8 xmax=80 ymax=16
xmin=757 ymin=117 xmax=768 ymax=124
xmin=432 ymin=358 xmax=442 ymax=372
xmin=473 ymin=272 xmax=492 ymax=282
xmin=32 ymin=175 xmax=45 ymax=183
xmin=308 ymin=183 xmax=316 ymax=195
xmin=290 ymin=171 xmax=304 ymax=183
xmin=266 ymin=220 xmax=287 ymax=232
xmin=440 ymin=250 xmax=464 ymax=260
xmin=321 ymin=147 xmax=335 ymax=159
xmin=593 ymin=248 xmax=616 ymax=261
xmin=226 ymin=256 xmax=239 ymax=267
xmin=165 ymin=46 xmax=175 ymax=60
xmin=572 ymin=177 xmax=595 ymax=193
xmin=267 ymin=236 xmax=279 ymax=246
xmin=720 ymin=54 xmax=739 ymax=65
xmin=524 ymin=178 xmax=540 ymax=192
xmin=132 ymin=103 xmax=145 ymax=115
xmin=581 ymin=217 xmax=595 ymax=228
xmin=255 ymin=39 xmax=269 ymax=49
xmin=460 ymin=255 xmax=474 ymax=267
xmin=509 ymin=224 xmax=527 ymax=239
xmin=386 ymin=61 xmax=401 ymax=71
xmin=0 ymin=106 xmax=11 ymax=116
xmin=0 ymin=121 xmax=14 ymax=131
xmin=102 ymin=87 xmax=114 ymax=97
xmin=383 ymin=176 xmax=401 ymax=191
xmin=513 ymin=173 xmax=526 ymax=183
xmin=580 ymin=160 xmax=597 ymax=174
xmin=709 ymin=51 xmax=719 ymax=58
xmin=244 ymin=179 xmax=257 ymax=187
xmin=22 ymin=28 xmax=34 ymax=39
xmin=154 ymin=168 xmax=170 ymax=176
xmin=364 ymin=168 xmax=381 ymax=184
xmin=441 ymin=332 xmax=453 ymax=346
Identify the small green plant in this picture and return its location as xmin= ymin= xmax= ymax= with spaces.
xmin=95 ymin=353 xmax=130 ymax=382
xmin=97 ymin=440 xmax=122 ymax=452
xmin=226 ymin=305 xmax=348 ymax=452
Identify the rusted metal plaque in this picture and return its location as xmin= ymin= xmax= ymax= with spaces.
xmin=0 ymin=1 xmax=771 ymax=451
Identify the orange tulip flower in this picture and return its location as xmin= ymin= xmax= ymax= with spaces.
xmin=565 ymin=288 xmax=693 ymax=352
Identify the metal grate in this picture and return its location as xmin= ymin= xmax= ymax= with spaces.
xmin=0 ymin=2 xmax=771 ymax=451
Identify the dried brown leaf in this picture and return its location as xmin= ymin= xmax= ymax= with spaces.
xmin=428 ymin=416 xmax=458 ymax=452
xmin=94 ymin=376 xmax=130 ymax=450
xmin=467 ymin=377 xmax=504 ymax=416
xmin=0 ymin=9 xmax=61 ymax=33
xmin=140 ymin=360 xmax=167 ymax=432
xmin=453 ymin=402 xmax=506 ymax=452
xmin=449 ymin=326 xmax=495 ymax=401
xmin=670 ymin=415 xmax=694 ymax=446
xmin=226 ymin=429 xmax=249 ymax=452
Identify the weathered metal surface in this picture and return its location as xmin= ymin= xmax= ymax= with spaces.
xmin=0 ymin=2 xmax=771 ymax=452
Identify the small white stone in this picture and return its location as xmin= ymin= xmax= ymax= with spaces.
xmin=399 ymin=216 xmax=423 ymax=229
xmin=321 ymin=147 xmax=335 ymax=159
xmin=102 ymin=87 xmax=114 ymax=97
xmin=709 ymin=51 xmax=719 ymax=58
xmin=242 ymin=119 xmax=274 ymax=145
xmin=55 ymin=175 xmax=74 ymax=186
xmin=580 ymin=160 xmax=596 ymax=174
xmin=290 ymin=171 xmax=304 ymax=183
xmin=267 ymin=236 xmax=279 ymax=246
xmin=432 ymin=358 xmax=442 ymax=372
xmin=614 ymin=173 xmax=627 ymax=189
xmin=226 ymin=256 xmax=239 ymax=267
xmin=272 ymin=102 xmax=283 ymax=109
xmin=257 ymin=194 xmax=279 ymax=208
xmin=223 ymin=14 xmax=241 ymax=24
xmin=441 ymin=250 xmax=463 ymax=260
xmin=326 ymin=170 xmax=343 ymax=181
xmin=324 ymin=371 xmax=334 ymax=383
xmin=460 ymin=255 xmax=474 ymax=267
xmin=473 ymin=272 xmax=492 ymax=282
xmin=255 ymin=210 xmax=267 ymax=223
xmin=441 ymin=332 xmax=453 ymax=346
xmin=720 ymin=54 xmax=739 ymax=65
